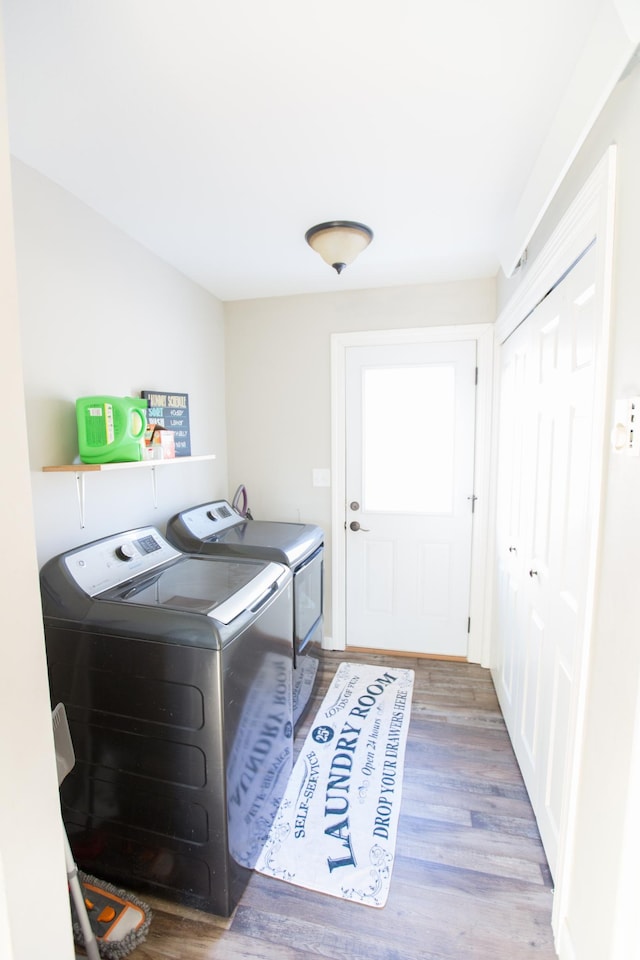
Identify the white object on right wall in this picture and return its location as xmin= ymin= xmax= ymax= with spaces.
xmin=611 ymin=397 xmax=640 ymax=455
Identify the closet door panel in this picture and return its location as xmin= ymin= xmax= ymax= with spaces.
xmin=543 ymin=653 xmax=572 ymax=866
xmin=520 ymin=608 xmax=544 ymax=771
xmin=493 ymin=243 xmax=599 ymax=879
xmin=494 ymin=328 xmax=530 ymax=728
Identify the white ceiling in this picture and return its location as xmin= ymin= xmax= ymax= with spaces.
xmin=2 ymin=0 xmax=607 ymax=301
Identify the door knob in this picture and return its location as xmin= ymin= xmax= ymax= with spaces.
xmin=349 ymin=501 xmax=360 ymax=511
xmin=349 ymin=521 xmax=370 ymax=532
xmin=529 ymin=569 xmax=538 ymax=578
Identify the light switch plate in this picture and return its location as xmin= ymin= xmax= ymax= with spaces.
xmin=312 ymin=468 xmax=331 ymax=487
xmin=611 ymin=397 xmax=640 ymax=455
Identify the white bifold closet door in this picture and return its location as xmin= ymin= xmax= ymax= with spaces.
xmin=494 ymin=242 xmax=599 ymax=878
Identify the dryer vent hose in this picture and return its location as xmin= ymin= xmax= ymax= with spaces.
xmin=232 ymin=484 xmax=253 ymax=519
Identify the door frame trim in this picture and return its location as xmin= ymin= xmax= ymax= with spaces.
xmin=331 ymin=323 xmax=494 ymax=664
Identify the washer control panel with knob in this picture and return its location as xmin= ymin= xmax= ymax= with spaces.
xmin=63 ymin=526 xmax=181 ymax=597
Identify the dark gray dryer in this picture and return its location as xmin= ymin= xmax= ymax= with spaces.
xmin=40 ymin=525 xmax=293 ymax=917
xmin=166 ymin=500 xmax=323 ymax=728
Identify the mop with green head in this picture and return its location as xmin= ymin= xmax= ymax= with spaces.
xmin=53 ymin=703 xmax=153 ymax=959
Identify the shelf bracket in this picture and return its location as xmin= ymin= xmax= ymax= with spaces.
xmin=150 ymin=465 xmax=158 ymax=508
xmin=75 ymin=472 xmax=86 ymax=528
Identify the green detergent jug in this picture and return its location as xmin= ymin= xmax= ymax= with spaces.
xmin=76 ymin=396 xmax=148 ymax=464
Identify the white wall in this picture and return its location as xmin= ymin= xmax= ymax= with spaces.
xmin=224 ymin=278 xmax=496 ymax=641
xmin=0 ymin=16 xmax=74 ymax=959
xmin=497 ymin=62 xmax=640 ymax=960
xmin=11 ymin=159 xmax=229 ymax=566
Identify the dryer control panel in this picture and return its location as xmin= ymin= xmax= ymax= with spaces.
xmin=179 ymin=500 xmax=243 ymax=540
xmin=63 ymin=526 xmax=182 ymax=597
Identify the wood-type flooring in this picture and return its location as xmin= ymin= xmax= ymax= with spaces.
xmin=129 ymin=650 xmax=557 ymax=960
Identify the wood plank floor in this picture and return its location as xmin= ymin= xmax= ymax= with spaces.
xmin=131 ymin=651 xmax=557 ymax=960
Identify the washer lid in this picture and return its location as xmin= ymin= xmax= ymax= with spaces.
xmin=100 ymin=555 xmax=283 ymax=624
xmin=212 ymin=520 xmax=322 ymax=562
xmin=173 ymin=501 xmax=323 ymax=565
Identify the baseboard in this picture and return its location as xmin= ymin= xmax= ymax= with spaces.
xmin=345 ymin=645 xmax=467 ymax=662
xmin=556 ymin=918 xmax=575 ymax=960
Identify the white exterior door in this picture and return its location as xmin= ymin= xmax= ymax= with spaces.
xmin=494 ymin=242 xmax=599 ymax=876
xmin=344 ymin=340 xmax=477 ymax=656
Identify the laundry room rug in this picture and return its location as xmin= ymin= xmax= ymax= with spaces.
xmin=255 ymin=661 xmax=414 ymax=907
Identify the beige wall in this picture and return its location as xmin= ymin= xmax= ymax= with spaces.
xmin=0 ymin=20 xmax=74 ymax=960
xmin=11 ymin=160 xmax=229 ymax=566
xmin=224 ymin=278 xmax=496 ymax=641
xmin=2 ymin=155 xmax=229 ymax=960
xmin=497 ymin=63 xmax=640 ymax=960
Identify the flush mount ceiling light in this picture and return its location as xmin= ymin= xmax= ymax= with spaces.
xmin=305 ymin=220 xmax=373 ymax=274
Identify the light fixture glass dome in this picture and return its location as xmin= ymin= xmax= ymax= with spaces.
xmin=305 ymin=221 xmax=373 ymax=274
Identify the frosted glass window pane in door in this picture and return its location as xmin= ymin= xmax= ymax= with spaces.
xmin=362 ymin=365 xmax=455 ymax=513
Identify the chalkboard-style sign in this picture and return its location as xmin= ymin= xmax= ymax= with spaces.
xmin=141 ymin=390 xmax=191 ymax=457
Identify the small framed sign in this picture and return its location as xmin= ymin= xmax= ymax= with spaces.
xmin=141 ymin=390 xmax=191 ymax=456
